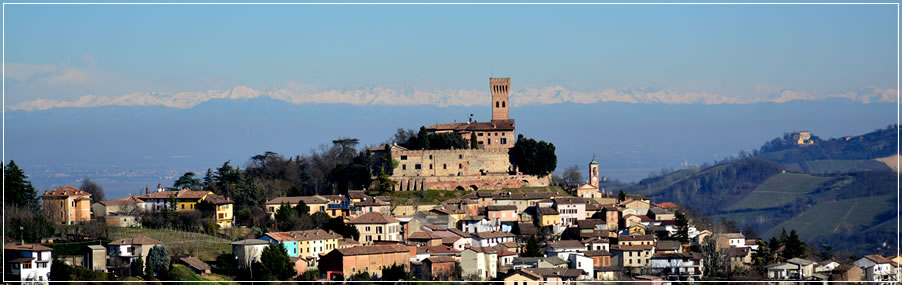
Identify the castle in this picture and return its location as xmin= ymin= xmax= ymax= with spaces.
xmin=384 ymin=78 xmax=550 ymax=191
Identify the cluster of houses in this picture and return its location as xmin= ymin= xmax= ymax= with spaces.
xmin=37 ymin=184 xmax=235 ymax=229
xmin=5 ymin=162 xmax=901 ymax=283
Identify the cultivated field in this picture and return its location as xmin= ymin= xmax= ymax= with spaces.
xmin=726 ymin=173 xmax=830 ymax=211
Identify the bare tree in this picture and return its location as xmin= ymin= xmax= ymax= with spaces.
xmin=390 ymin=128 xmax=416 ymax=146
xmin=79 ymin=178 xmax=105 ymax=203
xmin=561 ymin=165 xmax=583 ymax=188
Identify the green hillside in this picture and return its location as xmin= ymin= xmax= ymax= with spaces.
xmin=111 ymin=228 xmax=234 ymax=261
xmin=628 ymin=126 xmax=899 ymax=256
xmin=726 ymin=173 xmax=830 ymax=211
xmin=763 ymin=193 xmax=896 ymax=238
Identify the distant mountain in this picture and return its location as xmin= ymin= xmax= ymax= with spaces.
xmin=628 ymin=126 xmax=899 ymax=256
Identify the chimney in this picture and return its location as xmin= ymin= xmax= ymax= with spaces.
xmin=145 ymin=185 xmax=150 ymax=195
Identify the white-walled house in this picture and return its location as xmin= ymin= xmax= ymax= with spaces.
xmin=4 ymin=243 xmax=53 ymax=282
xmin=471 ymin=231 xmax=515 ymax=248
xmin=461 ymin=247 xmax=498 ymax=280
xmin=854 ymin=255 xmax=897 ymax=282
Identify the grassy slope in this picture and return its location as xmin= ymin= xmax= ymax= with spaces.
xmin=169 ymin=264 xmax=238 ymax=285
xmin=110 ymin=228 xmax=233 ymax=262
xmin=763 ymin=193 xmax=896 ymax=239
xmin=725 ymin=173 xmax=830 ymax=211
xmin=629 ymin=168 xmax=699 ymax=196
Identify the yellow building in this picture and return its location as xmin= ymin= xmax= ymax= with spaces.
xmin=206 ymin=194 xmax=235 ymax=228
xmin=537 ymin=207 xmax=560 ymax=227
xmin=265 ymin=196 xmax=330 ymax=219
xmin=292 ymin=229 xmax=343 ymax=259
xmin=41 ymin=186 xmax=93 ymax=225
xmin=175 ymin=189 xmax=212 ymax=212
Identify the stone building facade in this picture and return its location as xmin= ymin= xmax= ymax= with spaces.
xmin=385 ymin=77 xmax=550 ymax=191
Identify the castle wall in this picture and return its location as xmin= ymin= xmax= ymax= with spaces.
xmin=393 ymin=149 xmax=513 ymax=177
xmin=391 ymin=174 xmax=550 ymax=191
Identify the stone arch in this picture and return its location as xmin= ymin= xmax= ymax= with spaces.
xmin=455 ymin=186 xmax=466 ymax=191
xmin=481 ymin=184 xmax=491 ymax=191
xmin=520 ymin=180 xmax=531 ymax=187
xmin=469 ymin=185 xmax=479 ymax=191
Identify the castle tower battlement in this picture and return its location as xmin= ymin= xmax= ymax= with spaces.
xmin=490 ymin=77 xmax=511 ymax=121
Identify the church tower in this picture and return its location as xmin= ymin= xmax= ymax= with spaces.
xmin=589 ymin=157 xmax=599 ymax=187
xmin=490 ymin=77 xmax=510 ymax=121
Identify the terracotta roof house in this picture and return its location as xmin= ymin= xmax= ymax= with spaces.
xmin=41 ymin=186 xmax=92 ymax=225
xmin=318 ymin=244 xmax=411 ymax=278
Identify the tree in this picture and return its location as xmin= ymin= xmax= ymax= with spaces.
xmin=523 ymin=235 xmax=544 ymax=257
xmin=274 ymin=202 xmax=300 ymax=231
xmin=782 ymin=229 xmax=806 ymax=259
xmin=508 ymin=134 xmax=557 ymax=176
xmin=146 ymin=245 xmax=171 ymax=278
xmin=470 ymin=132 xmax=478 ymax=149
xmin=50 ymin=259 xmax=71 ymax=281
xmin=617 ymin=190 xmax=626 ymax=203
xmin=258 ymin=242 xmax=295 ymax=280
xmin=3 ymin=161 xmax=39 ymax=213
xmin=79 ymin=178 xmax=105 ymax=203
xmin=174 ymin=172 xmax=203 ymax=191
xmin=674 ymin=211 xmax=690 ymax=244
xmin=381 ymin=264 xmax=413 ymax=281
xmin=561 ymin=165 xmax=583 ymax=188
xmin=324 ymin=217 xmax=360 ymax=240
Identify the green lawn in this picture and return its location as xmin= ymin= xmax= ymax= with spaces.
xmin=726 ymin=173 xmax=830 ymax=211
xmin=763 ymin=193 xmax=896 ymax=239
xmin=110 ymin=228 xmax=233 ymax=262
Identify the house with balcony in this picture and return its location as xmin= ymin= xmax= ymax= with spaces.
xmin=649 ymin=252 xmax=703 ymax=281
xmin=108 ymin=236 xmax=161 ymax=275
xmin=4 ymin=243 xmax=53 ymax=282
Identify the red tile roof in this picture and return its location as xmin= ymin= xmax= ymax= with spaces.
xmin=336 ymin=244 xmax=409 ymax=256
xmin=348 ymin=212 xmax=400 ymax=224
xmin=41 ymin=186 xmax=90 ymax=197
xmin=4 ymin=243 xmax=53 ymax=251
xmin=426 ymin=119 xmax=515 ymax=132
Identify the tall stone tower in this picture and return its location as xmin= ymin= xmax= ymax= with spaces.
xmin=490 ymin=77 xmax=510 ymax=121
xmin=589 ymin=157 xmax=599 ymax=187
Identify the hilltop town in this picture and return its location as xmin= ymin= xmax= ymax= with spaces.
xmin=3 ymin=78 xmax=899 ymax=283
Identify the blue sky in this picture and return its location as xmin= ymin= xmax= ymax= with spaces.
xmin=2 ymin=3 xmax=899 ymax=197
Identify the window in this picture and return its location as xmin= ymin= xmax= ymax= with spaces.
xmin=71 ymin=200 xmax=76 ymax=207
xmin=400 ymin=155 xmax=407 ymax=160
xmin=488 ymin=139 xmax=491 ymax=145
xmin=443 ymin=164 xmax=447 ymax=169
xmin=402 ymin=165 xmax=406 ymax=170
xmin=495 ymin=101 xmax=499 ymax=107
xmin=478 ymin=133 xmax=483 ymax=136
xmin=501 ymin=138 xmax=507 ymax=144
xmin=429 ymin=164 xmax=433 ymax=169
xmin=429 ymin=155 xmax=432 ymax=159
xmin=60 ymin=201 xmax=63 ymax=207
xmin=415 ymin=164 xmax=421 ymax=170
xmin=366 ymin=226 xmax=371 ymax=231
xmin=218 ymin=213 xmax=224 ymax=219
xmin=37 ymin=262 xmax=47 ymax=268
xmin=502 ymin=101 xmax=506 ymax=107
xmin=459 ymin=154 xmax=463 ymax=159
xmin=459 ymin=164 xmax=463 ymax=169
xmin=23 ymin=262 xmax=32 ymax=269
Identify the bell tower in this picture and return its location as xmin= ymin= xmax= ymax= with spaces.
xmin=589 ymin=157 xmax=599 ymax=187
xmin=490 ymin=77 xmax=510 ymax=121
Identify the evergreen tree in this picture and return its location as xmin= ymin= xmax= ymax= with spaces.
xmin=3 ymin=161 xmax=39 ymax=213
xmin=146 ymin=245 xmax=171 ymax=278
xmin=674 ymin=211 xmax=690 ymax=243
xmin=523 ymin=235 xmax=544 ymax=257
xmin=259 ymin=242 xmax=295 ymax=280
xmin=470 ymin=132 xmax=478 ymax=149
xmin=508 ymin=134 xmax=557 ymax=176
xmin=782 ymin=229 xmax=806 ymax=259
xmin=617 ymin=190 xmax=626 ymax=202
